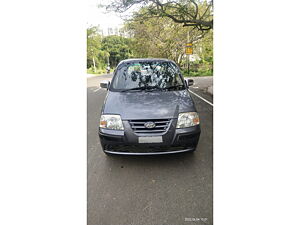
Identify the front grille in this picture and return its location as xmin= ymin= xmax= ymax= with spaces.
xmin=129 ymin=119 xmax=171 ymax=134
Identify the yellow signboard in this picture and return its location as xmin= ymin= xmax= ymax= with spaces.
xmin=185 ymin=43 xmax=193 ymax=55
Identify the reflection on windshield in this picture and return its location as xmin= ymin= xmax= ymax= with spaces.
xmin=111 ymin=61 xmax=185 ymax=91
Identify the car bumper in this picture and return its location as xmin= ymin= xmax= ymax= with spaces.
xmin=98 ymin=120 xmax=201 ymax=155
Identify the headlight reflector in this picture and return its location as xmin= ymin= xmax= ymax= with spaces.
xmin=176 ymin=112 xmax=200 ymax=128
xmin=100 ymin=114 xmax=124 ymax=130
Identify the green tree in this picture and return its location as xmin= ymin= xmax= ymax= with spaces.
xmin=100 ymin=35 xmax=133 ymax=67
xmin=87 ymin=26 xmax=102 ymax=70
xmin=103 ymin=0 xmax=213 ymax=32
xmin=125 ymin=7 xmax=211 ymax=62
xmin=125 ymin=16 xmax=188 ymax=63
xmin=189 ymin=29 xmax=213 ymax=75
xmin=87 ymin=26 xmax=112 ymax=73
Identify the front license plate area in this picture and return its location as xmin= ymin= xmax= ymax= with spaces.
xmin=138 ymin=136 xmax=163 ymax=143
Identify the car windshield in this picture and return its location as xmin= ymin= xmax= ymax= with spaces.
xmin=111 ymin=61 xmax=185 ymax=91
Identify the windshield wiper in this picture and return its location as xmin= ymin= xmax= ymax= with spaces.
xmin=164 ymin=85 xmax=185 ymax=91
xmin=121 ymin=86 xmax=162 ymax=92
xmin=120 ymin=87 xmax=144 ymax=92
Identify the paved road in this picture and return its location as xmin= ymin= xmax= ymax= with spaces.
xmin=87 ymin=74 xmax=213 ymax=225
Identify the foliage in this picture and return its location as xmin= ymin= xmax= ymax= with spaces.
xmin=124 ymin=6 xmax=213 ymax=75
xmin=183 ymin=68 xmax=212 ymax=77
xmin=100 ymin=35 xmax=133 ymax=67
xmin=126 ymin=16 xmax=185 ymax=63
xmin=87 ymin=26 xmax=101 ymax=69
xmin=195 ymin=29 xmax=213 ymax=64
xmin=87 ymin=26 xmax=133 ymax=74
xmin=104 ymin=0 xmax=213 ymax=32
xmin=87 ymin=1 xmax=213 ymax=76
xmin=87 ymin=67 xmax=107 ymax=75
xmin=87 ymin=26 xmax=111 ymax=70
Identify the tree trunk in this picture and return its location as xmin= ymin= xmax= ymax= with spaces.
xmin=92 ymin=57 xmax=96 ymax=73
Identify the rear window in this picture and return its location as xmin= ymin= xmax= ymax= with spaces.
xmin=111 ymin=61 xmax=184 ymax=91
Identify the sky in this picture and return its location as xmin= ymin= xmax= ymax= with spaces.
xmin=87 ymin=0 xmax=125 ymax=31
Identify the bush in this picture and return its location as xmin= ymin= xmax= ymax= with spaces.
xmin=180 ymin=60 xmax=213 ymax=77
xmin=87 ymin=67 xmax=106 ymax=75
xmin=182 ymin=68 xmax=213 ymax=77
xmin=87 ymin=66 xmax=115 ymax=75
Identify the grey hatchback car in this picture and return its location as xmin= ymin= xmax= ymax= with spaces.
xmin=99 ymin=58 xmax=200 ymax=155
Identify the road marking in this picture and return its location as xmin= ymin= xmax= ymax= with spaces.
xmin=93 ymin=87 xmax=101 ymax=93
xmin=189 ymin=90 xmax=213 ymax=107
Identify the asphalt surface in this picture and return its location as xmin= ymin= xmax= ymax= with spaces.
xmin=87 ymin=74 xmax=213 ymax=225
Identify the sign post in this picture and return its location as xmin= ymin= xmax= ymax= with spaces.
xmin=185 ymin=43 xmax=193 ymax=55
xmin=185 ymin=43 xmax=193 ymax=76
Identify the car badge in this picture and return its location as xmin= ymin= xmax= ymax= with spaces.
xmin=144 ymin=121 xmax=156 ymax=129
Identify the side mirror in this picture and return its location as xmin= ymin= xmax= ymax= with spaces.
xmin=100 ymin=81 xmax=110 ymax=90
xmin=185 ymin=78 xmax=194 ymax=87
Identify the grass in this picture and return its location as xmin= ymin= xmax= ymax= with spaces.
xmin=182 ymin=69 xmax=213 ymax=77
xmin=87 ymin=67 xmax=110 ymax=75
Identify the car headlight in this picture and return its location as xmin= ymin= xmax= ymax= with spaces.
xmin=176 ymin=112 xmax=200 ymax=128
xmin=100 ymin=114 xmax=124 ymax=130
